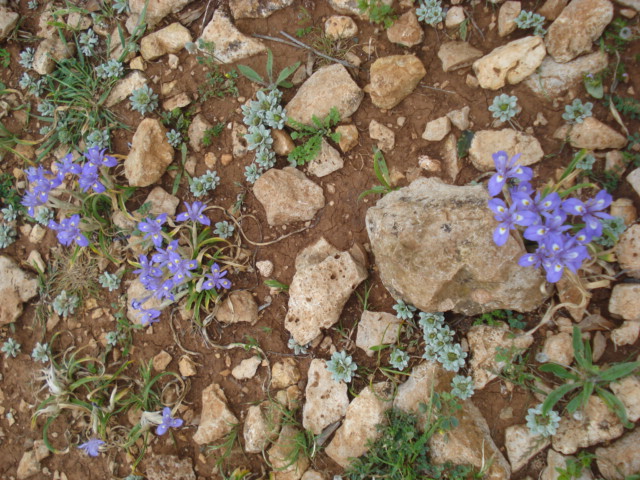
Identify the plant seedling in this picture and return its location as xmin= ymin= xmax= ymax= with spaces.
xmin=359 ymin=148 xmax=398 ymax=199
xmin=237 ymin=49 xmax=300 ymax=89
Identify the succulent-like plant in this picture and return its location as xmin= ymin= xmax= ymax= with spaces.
xmin=213 ymin=221 xmax=234 ymax=239
xmin=416 ymin=0 xmax=445 ymax=26
xmin=85 ymin=129 xmax=110 ymax=149
xmin=326 ymin=350 xmax=358 ymax=383
xmin=79 ymin=29 xmax=99 ymax=57
xmin=129 ymin=85 xmax=159 ymax=115
xmin=288 ymin=338 xmax=309 ymax=355
xmin=244 ymin=163 xmax=263 ymax=184
xmin=437 ymin=344 xmax=467 ymax=372
xmin=562 ymin=99 xmax=593 ymax=124
xmin=2 ymin=338 xmax=21 ymax=358
xmin=113 ymin=0 xmax=130 ymax=14
xmin=189 ymin=170 xmax=220 ymax=197
xmin=52 ymin=290 xmax=80 ymax=317
xmin=31 ymin=342 xmax=50 ymax=363
xmin=99 ymin=271 xmax=121 ymax=291
xmin=515 ymin=10 xmax=546 ymax=36
xmin=488 ymin=94 xmax=519 ymax=122
xmin=27 ymin=0 xmax=38 ymax=9
xmin=1 ymin=205 xmax=18 ymax=222
xmin=389 ymin=348 xmax=410 ymax=371
xmin=166 ymin=129 xmax=182 ymax=148
xmin=0 ymin=223 xmax=17 ymax=249
xmin=450 ymin=374 xmax=474 ymax=400
xmin=95 ymin=59 xmax=124 ymax=79
xmin=33 ymin=207 xmax=54 ymax=226
xmin=525 ymin=403 xmax=561 ymax=437
xmin=19 ymin=48 xmax=35 ymax=69
xmin=393 ymin=299 xmax=416 ymax=320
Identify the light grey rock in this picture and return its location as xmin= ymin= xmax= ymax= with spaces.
xmin=216 ymin=290 xmax=259 ymax=325
xmin=551 ymin=395 xmax=624 ymax=454
xmin=596 ymin=428 xmax=640 ymax=480
xmin=445 ymin=6 xmax=466 ymax=28
xmin=369 ymin=55 xmax=426 ymax=109
xmin=140 ymin=22 xmax=192 ymax=61
xmin=469 ymin=129 xmax=544 ymax=171
xmin=365 ymin=178 xmax=548 ymax=315
xmin=198 ymin=9 xmax=266 ymax=64
xmin=124 ymin=119 xmax=174 ymax=187
xmin=468 ymin=325 xmax=534 ymax=389
xmin=268 ymin=425 xmax=309 ymax=480
xmin=232 ymin=356 xmax=262 ymax=380
xmin=628 ymin=168 xmax=640 ymax=196
xmin=541 ymin=449 xmax=593 ymax=480
xmin=505 ymin=424 xmax=550 ymax=472
xmin=285 ymin=238 xmax=367 ymax=345
xmin=616 ymin=224 xmax=640 ymax=278
xmin=144 ymin=187 xmax=179 ymax=216
xmin=442 ymin=133 xmax=461 ymax=182
xmin=386 ymin=10 xmax=424 ymax=47
xmin=230 ymin=0 xmax=294 ymax=19
xmin=325 ymin=383 xmax=393 ymax=468
xmin=566 ymin=117 xmax=627 ymax=150
xmin=127 ymin=0 xmax=192 ymax=32
xmin=610 ymin=375 xmax=640 ymax=422
xmin=325 ymin=15 xmax=358 ymax=39
xmin=33 ymin=36 xmax=76 ymax=75
xmin=192 ymin=383 xmax=238 ymax=445
xmin=253 ymin=167 xmax=325 ymax=226
xmin=541 ymin=332 xmax=574 ymax=366
xmin=271 ymin=358 xmax=300 ymax=389
xmin=369 ymin=119 xmax=395 ymax=151
xmin=105 ymin=71 xmax=147 ymax=108
xmin=145 ymin=455 xmax=196 ymax=480
xmin=498 ymin=1 xmax=521 ymax=37
xmin=473 ymin=36 xmax=546 ymax=90
xmin=0 ymin=256 xmax=38 ymax=327
xmin=356 ymin=311 xmax=403 ymax=356
xmin=609 ymin=284 xmax=640 ymax=321
xmin=545 ymin=0 xmax=614 ymax=63
xmin=306 ymin=138 xmax=344 ymax=177
xmin=16 ymin=450 xmax=40 ymax=480
xmin=0 ymin=7 xmax=18 ymax=41
xmin=438 ymin=41 xmax=484 ymax=72
xmin=447 ymin=106 xmax=471 ymax=130
xmin=302 ymin=359 xmax=349 ymax=435
xmin=286 ymin=64 xmax=363 ymax=126
xmin=611 ymin=320 xmax=640 ymax=347
xmin=188 ymin=114 xmax=212 ymax=153
xmin=524 ymin=51 xmax=608 ymax=97
xmin=422 ymin=116 xmax=451 ymax=142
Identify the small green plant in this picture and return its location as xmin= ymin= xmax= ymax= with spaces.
xmin=98 ymin=271 xmax=121 ymax=291
xmin=202 ymin=123 xmax=225 ymax=147
xmin=213 ymin=220 xmax=234 ymax=239
xmin=525 ymin=403 xmax=561 ymax=437
xmin=287 ymin=107 xmax=341 ymax=166
xmin=450 ymin=375 xmax=474 ymax=400
xmin=31 ymin=342 xmax=50 ymax=363
xmin=488 ymin=94 xmax=519 ymax=122
xmin=237 ymin=49 xmax=300 ymax=90
xmin=593 ymin=216 xmax=626 ymax=248
xmin=393 ymin=299 xmax=416 ymax=320
xmin=611 ymin=95 xmax=640 ymax=120
xmin=415 ymin=0 xmax=445 ymax=27
xmin=389 ymin=348 xmax=410 ymax=371
xmin=185 ymin=39 xmax=239 ymax=101
xmin=515 ymin=10 xmax=546 ymax=36
xmin=556 ymin=452 xmax=595 ymax=480
xmin=129 ymin=84 xmax=158 ymax=115
xmin=265 ymin=279 xmax=289 ymax=292
xmin=326 ymin=350 xmax=357 ymax=382
xmin=539 ymin=326 xmax=640 ymax=428
xmin=583 ymin=72 xmax=604 ymax=99
xmin=562 ymin=99 xmax=593 ymax=124
xmin=359 ymin=0 xmax=397 ymax=28
xmin=287 ymin=338 xmax=308 ymax=355
xmin=0 ymin=223 xmax=17 ymax=249
xmin=189 ymin=170 xmax=220 ymax=198
xmin=1 ymin=338 xmax=21 ymax=358
xmin=0 ymin=49 xmax=9 ymax=68
xmin=359 ymin=148 xmax=399 ymax=199
xmin=473 ymin=309 xmax=526 ymax=329
xmin=495 ymin=345 xmax=542 ymax=393
xmin=206 ymin=423 xmax=242 ymax=469
xmin=600 ymin=18 xmax=636 ymax=53
xmin=52 ymin=290 xmax=80 ymax=317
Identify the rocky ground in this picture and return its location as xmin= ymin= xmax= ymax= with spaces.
xmin=1 ymin=0 xmax=640 ymax=479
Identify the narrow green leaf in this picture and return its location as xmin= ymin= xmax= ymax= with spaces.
xmin=539 ymin=363 xmax=579 ymax=380
xmin=237 ymin=64 xmax=265 ymax=86
xmin=542 ymin=383 xmax=580 ymax=414
xmin=596 ymin=387 xmax=633 ymax=428
xmin=275 ymin=61 xmax=301 ymax=87
xmin=599 ymin=361 xmax=640 ymax=382
xmin=266 ymin=49 xmax=274 ymax=82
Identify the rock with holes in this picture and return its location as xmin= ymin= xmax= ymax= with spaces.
xmin=230 ymin=0 xmax=294 ymax=18
xmin=469 ymin=129 xmax=544 ymax=171
xmin=596 ymin=428 xmax=640 ymax=480
xmin=609 ymin=284 xmax=640 ymax=321
xmin=368 ymin=55 xmax=426 ymax=109
xmin=356 ymin=311 xmax=403 ymax=357
xmin=369 ymin=119 xmax=395 ymax=151
xmin=285 ymin=238 xmax=367 ymax=345
xmin=306 ymin=139 xmax=344 ymax=177
xmin=145 ymin=455 xmax=196 ymax=480
xmin=124 ymin=119 xmax=174 ymax=187
xmin=615 ymin=224 xmax=640 ymax=278
xmin=216 ymin=290 xmax=259 ymax=325
xmin=140 ymin=22 xmax=192 ymax=61
xmin=127 ymin=0 xmax=192 ymax=32
xmin=505 ymin=424 xmax=550 ymax=472
xmin=192 ymin=383 xmax=238 ymax=445
xmin=198 ymin=9 xmax=266 ymax=64
xmin=365 ymin=178 xmax=548 ymax=315
xmin=325 ymin=15 xmax=358 ymax=39
xmin=473 ymin=36 xmax=546 ymax=90
xmin=302 ymin=359 xmax=349 ymax=435
xmin=0 ymin=256 xmax=38 ymax=327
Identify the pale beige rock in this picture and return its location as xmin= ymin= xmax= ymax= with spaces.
xmin=498 ymin=1 xmax=521 ymax=36
xmin=0 ymin=7 xmax=18 ymax=40
xmin=301 ymin=472 xmax=325 ymax=480
xmin=243 ymin=403 xmax=281 ymax=453
xmin=616 ymin=224 xmax=640 ymax=278
xmin=306 ymin=139 xmax=344 ymax=177
xmin=616 ymin=0 xmax=640 ymax=10
xmin=325 ymin=15 xmax=358 ymax=39
xmin=153 ymin=350 xmax=172 ymax=371
xmin=386 ymin=10 xmax=424 ymax=47
xmin=229 ymin=0 xmax=294 ymax=19
xmin=566 ymin=117 xmax=627 ymax=150
xmin=445 ymin=6 xmax=466 ymax=28
xmin=232 ymin=356 xmax=261 ymax=380
xmin=422 ymin=116 xmax=451 ymax=142
xmin=144 ymin=187 xmax=179 ymax=216
xmin=162 ymin=93 xmax=191 ymax=111
xmin=356 ymin=311 xmax=403 ymax=356
xmin=198 ymin=9 xmax=266 ymax=64
xmin=268 ymin=425 xmax=309 ymax=480
xmin=271 ymin=358 xmax=300 ymax=389
xmin=552 ymin=395 xmax=624 ymax=454
xmin=541 ymin=332 xmax=573 ymax=366
xmin=611 ymin=320 xmax=640 ymax=346
xmin=524 ymin=51 xmax=608 ymax=97
xmin=438 ymin=42 xmax=484 ymax=72
xmin=33 ymin=36 xmax=76 ymax=75
xmin=188 ymin=114 xmax=212 ymax=153
xmin=325 ymin=383 xmax=393 ymax=468
xmin=369 ymin=119 xmax=395 ymax=151
xmin=302 ymin=359 xmax=349 ymax=435
xmin=272 ymin=129 xmax=295 ymax=156
xmin=254 ymin=167 xmax=325 ymax=226
xmin=232 ymin=122 xmax=248 ymax=158
xmin=336 ymin=124 xmax=359 ymax=152
xmin=473 ymin=36 xmax=546 ymax=90
xmin=106 ymin=71 xmax=147 ymax=107
xmin=447 ymin=106 xmax=471 ymax=130
xmin=596 ymin=427 xmax=640 ymax=480
xmin=286 ymin=64 xmax=363 ymax=126
xmin=468 ymin=325 xmax=534 ymax=389
xmin=256 ymin=260 xmax=274 ymax=277
xmin=541 ymin=449 xmax=594 ymax=480
xmin=545 ymin=0 xmax=614 ymax=63
xmin=505 ymin=424 xmax=550 ymax=472
xmin=538 ymin=0 xmax=569 ymax=20
xmin=285 ymin=238 xmax=367 ymax=344
xmin=442 ymin=133 xmax=461 ymax=182
xmin=145 ymin=455 xmax=196 ymax=480
xmin=216 ymin=290 xmax=259 ymax=325
xmin=26 ymin=251 xmax=45 ymax=273
xmin=628 ymin=168 xmax=640 ymax=196
xmin=124 ymin=119 xmax=174 ymax=187
xmin=66 ymin=12 xmax=91 ymax=31
xmin=609 ymin=284 xmax=640 ymax=321
xmin=16 ymin=450 xmax=40 ymax=480
xmin=610 ymin=375 xmax=640 ymax=422
xmin=610 ymin=198 xmax=636 ymax=226
xmin=369 ymin=55 xmax=426 ymax=109
xmin=469 ymin=129 xmax=544 ymax=171
xmin=140 ymin=23 xmax=191 ymax=61
xmin=192 ymin=383 xmax=238 ymax=445
xmin=128 ymin=0 xmax=192 ymax=31
xmin=0 ymin=256 xmax=39 ymax=327
xmin=178 ymin=356 xmax=197 ymax=376
xmin=419 ymin=155 xmax=442 ymax=173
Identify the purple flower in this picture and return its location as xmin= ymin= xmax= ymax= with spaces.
xmin=78 ymin=163 xmax=106 ymax=193
xmin=78 ymin=437 xmax=105 ymax=457
xmin=169 ymin=258 xmax=198 ymax=284
xmin=523 ymin=210 xmax=572 ymax=242
xmin=541 ymin=234 xmax=589 ymax=283
xmin=22 ymin=191 xmax=44 ymax=216
xmin=519 ymin=246 xmax=547 ymax=269
xmin=176 ymin=201 xmax=210 ymax=226
xmin=48 ymin=214 xmax=89 ymax=247
xmin=84 ymin=147 xmax=117 ymax=168
xmin=562 ymin=190 xmax=613 ymax=236
xmin=54 ymin=153 xmax=82 ymax=178
xmin=488 ymin=198 xmax=538 ymax=246
xmin=140 ymin=307 xmax=161 ymax=326
xmin=138 ymin=214 xmax=167 ymax=248
xmin=488 ymin=151 xmax=533 ymax=197
xmin=133 ymin=254 xmax=163 ymax=287
xmin=154 ymin=279 xmax=176 ymax=301
xmin=151 ymin=240 xmax=180 ymax=267
xmin=156 ymin=407 xmax=183 ymax=436
xmin=202 ymin=263 xmax=232 ymax=291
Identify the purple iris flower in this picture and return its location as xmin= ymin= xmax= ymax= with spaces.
xmin=176 ymin=201 xmax=210 ymax=226
xmin=78 ymin=437 xmax=105 ymax=457
xmin=519 ymin=246 xmax=547 ymax=269
xmin=152 ymin=240 xmax=180 ymax=268
xmin=140 ymin=307 xmax=161 ymax=327
xmin=202 ymin=263 xmax=232 ymax=290
xmin=154 ymin=279 xmax=176 ymax=301
xmin=84 ymin=147 xmax=117 ymax=168
xmin=540 ymin=233 xmax=590 ymax=283
xmin=156 ymin=407 xmax=183 ymax=436
xmin=523 ymin=209 xmax=572 ymax=242
xmin=53 ymin=153 xmax=82 ymax=179
xmin=574 ymin=228 xmax=594 ymax=245
xmin=48 ymin=214 xmax=89 ymax=247
xmin=170 ymin=258 xmax=198 ymax=284
xmin=22 ymin=191 xmax=44 ymax=216
xmin=78 ymin=163 xmax=106 ymax=193
xmin=138 ymin=214 xmax=167 ymax=248
xmin=562 ymin=190 xmax=613 ymax=236
xmin=487 ymin=151 xmax=533 ymax=197
xmin=488 ymin=198 xmax=538 ymax=246
xmin=133 ymin=254 xmax=163 ymax=286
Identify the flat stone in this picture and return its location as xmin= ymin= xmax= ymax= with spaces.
xmin=505 ymin=424 xmax=550 ymax=472
xmin=438 ymin=42 xmax=484 ymax=72
xmin=469 ymin=129 xmax=544 ymax=171
xmin=445 ymin=6 xmax=466 ymax=28
xmin=616 ymin=224 xmax=640 ymax=278
xmin=153 ymin=351 xmax=172 ymax=371
xmin=447 ymin=106 xmax=471 ymax=130
xmin=216 ymin=290 xmax=259 ymax=325
xmin=628 ymin=168 xmax=640 ymax=196
xmin=16 ymin=451 xmax=40 ymax=480
xmin=192 ymin=383 xmax=238 ymax=445
xmin=610 ymin=375 xmax=640 ymax=422
xmin=229 ymin=0 xmax=294 ymax=19
xmin=422 ymin=116 xmax=451 ymax=142
xmin=144 ymin=187 xmax=179 ymax=216
xmin=386 ymin=10 xmax=424 ymax=47
xmin=145 ymin=455 xmax=196 ymax=480
xmin=369 ymin=119 xmax=395 ymax=151
xmin=612 ymin=321 xmax=640 ymax=347
xmin=302 ymin=359 xmax=349 ymax=435
xmin=198 ymin=9 xmax=266 ymax=64
xmin=124 ymin=118 xmax=174 ymax=187
xmin=306 ymin=138 xmax=344 ymax=177
xmin=105 ymin=71 xmax=147 ymax=108
xmin=232 ymin=356 xmax=261 ymax=380
xmin=610 ymin=198 xmax=637 ymax=226
xmin=325 ymin=15 xmax=358 ymax=39
xmin=498 ymin=1 xmax=521 ymax=37
xmin=140 ymin=22 xmax=191 ymax=61
xmin=355 ymin=311 xmax=403 ymax=356
xmin=0 ymin=256 xmax=38 ymax=327
xmin=596 ymin=428 xmax=640 ymax=480
xmin=609 ymin=284 xmax=640 ymax=321
xmin=272 ymin=129 xmax=295 ymax=156
xmin=566 ymin=117 xmax=627 ymax=150
xmin=369 ymin=55 xmax=426 ymax=109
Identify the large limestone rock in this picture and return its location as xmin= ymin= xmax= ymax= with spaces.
xmin=105 ymin=71 xmax=147 ymax=107
xmin=268 ymin=425 xmax=309 ymax=480
xmin=140 ymin=23 xmax=192 ymax=61
xmin=438 ymin=42 xmax=484 ymax=72
xmin=545 ymin=0 xmax=614 ymax=63
xmin=253 ymin=167 xmax=325 ymax=227
xmin=198 ymin=9 xmax=266 ymax=64
xmin=504 ymin=424 xmax=550 ymax=472
xmin=524 ymin=51 xmax=608 ymax=97
xmin=325 ymin=383 xmax=393 ymax=468
xmin=551 ymin=395 xmax=624 ymax=454
xmin=469 ymin=129 xmax=544 ymax=172
xmin=192 ymin=383 xmax=239 ymax=445
xmin=473 ymin=36 xmax=546 ymax=90
xmin=284 ymin=238 xmax=367 ymax=345
xmin=128 ymin=0 xmax=192 ymax=32
xmin=596 ymin=429 xmax=640 ymax=480
xmin=430 ymin=399 xmax=511 ymax=480
xmin=565 ymin=117 xmax=627 ymax=150
xmin=0 ymin=256 xmax=39 ymax=327
xmin=0 ymin=7 xmax=18 ymax=41
xmin=302 ymin=359 xmax=349 ymax=435
xmin=365 ymin=178 xmax=548 ymax=315
xmin=368 ymin=55 xmax=426 ymax=109
xmin=33 ymin=36 xmax=76 ymax=75
xmin=124 ymin=119 xmax=174 ymax=187
xmin=285 ymin=64 xmax=363 ymax=126
xmin=616 ymin=224 xmax=640 ymax=278
xmin=229 ymin=0 xmax=294 ymax=18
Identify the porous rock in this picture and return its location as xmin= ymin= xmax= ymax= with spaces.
xmin=198 ymin=9 xmax=266 ymax=64
xmin=596 ymin=428 xmax=640 ymax=480
xmin=438 ymin=41 xmax=484 ymax=72
xmin=615 ymin=224 xmax=640 ymax=278
xmin=124 ymin=119 xmax=174 ymax=187
xmin=365 ymin=178 xmax=548 ymax=315
xmin=469 ymin=129 xmax=544 ymax=171
xmin=473 ymin=36 xmax=546 ymax=90
xmin=386 ymin=10 xmax=424 ymax=47
xmin=566 ymin=117 xmax=627 ymax=150
xmin=253 ymin=167 xmax=325 ymax=226
xmin=33 ymin=36 xmax=76 ymax=75
xmin=271 ymin=358 xmax=301 ymax=389
xmin=324 ymin=15 xmax=358 ymax=39
xmin=0 ymin=256 xmax=38 ymax=327
xmin=0 ymin=7 xmax=18 ymax=40
xmin=140 ymin=23 xmax=192 ymax=61
xmin=356 ymin=311 xmax=403 ymax=357
xmin=105 ymin=71 xmax=147 ymax=107
xmin=285 ymin=238 xmax=367 ymax=345
xmin=306 ymin=138 xmax=344 ymax=177
xmin=336 ymin=124 xmax=359 ymax=152
xmin=192 ymin=383 xmax=238 ymax=445
xmin=609 ymin=375 xmax=640 ymax=422
xmin=285 ymin=64 xmax=363 ymax=126
xmin=369 ymin=119 xmax=395 ymax=151
xmin=369 ymin=55 xmax=426 ymax=109
xmin=302 ymin=359 xmax=349 ymax=435
xmin=216 ymin=290 xmax=259 ymax=325
xmin=16 ymin=450 xmax=40 ymax=480
xmin=145 ymin=455 xmax=196 ymax=480
xmin=229 ymin=0 xmax=294 ymax=19
xmin=243 ymin=402 xmax=281 ymax=453
xmin=504 ymin=424 xmax=550 ymax=472
xmin=608 ymin=283 xmax=640 ymax=321
xmin=541 ymin=449 xmax=594 ymax=480
xmin=611 ymin=320 xmax=640 ymax=346
xmin=268 ymin=425 xmax=309 ymax=480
